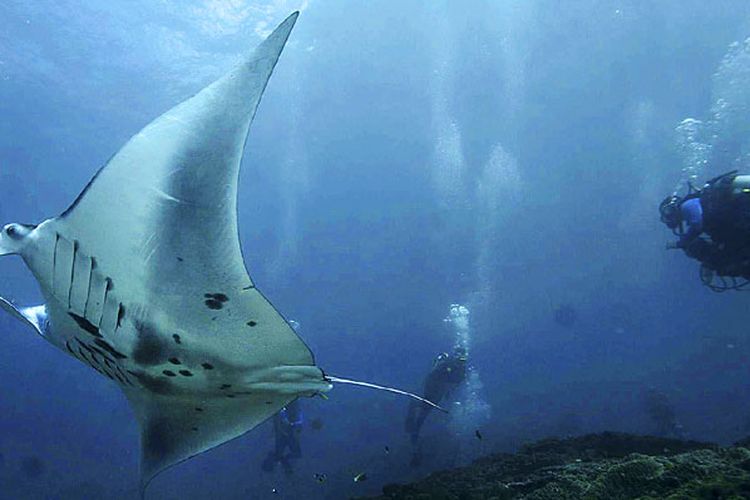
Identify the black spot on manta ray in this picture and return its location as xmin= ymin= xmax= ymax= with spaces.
xmin=162 ymin=370 xmax=176 ymax=377
xmin=179 ymin=370 xmax=193 ymax=377
xmin=265 ymin=401 xmax=272 ymax=405
xmin=204 ymin=293 xmax=229 ymax=309
xmin=172 ymin=334 xmax=182 ymax=344
xmin=201 ymin=362 xmax=214 ymax=370
xmin=94 ymin=338 xmax=127 ymax=360
xmin=168 ymin=358 xmax=181 ymax=365
xmin=177 ymin=257 xmax=184 ymax=262
xmin=191 ymin=427 xmax=198 ymax=432
xmin=195 ymin=407 xmax=204 ymax=412
xmin=204 ymin=299 xmax=223 ymax=310
xmin=246 ymin=321 xmax=257 ymax=327
xmin=68 ymin=313 xmax=102 ymax=338
xmin=204 ymin=293 xmax=229 ymax=302
xmin=220 ymin=384 xmax=232 ymax=390
xmin=226 ymin=394 xmax=236 ymax=398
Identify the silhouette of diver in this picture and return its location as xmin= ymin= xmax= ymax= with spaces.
xmin=261 ymin=400 xmax=303 ymax=474
xmin=643 ymin=388 xmax=684 ymax=439
xmin=405 ymin=348 xmax=467 ymax=466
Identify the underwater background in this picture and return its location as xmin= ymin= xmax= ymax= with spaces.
xmin=3 ymin=0 xmax=750 ymax=498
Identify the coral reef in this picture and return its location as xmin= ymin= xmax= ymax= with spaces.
xmin=367 ymin=432 xmax=750 ymax=499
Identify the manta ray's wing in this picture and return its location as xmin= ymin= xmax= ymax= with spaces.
xmin=29 ymin=11 xmax=318 ymax=489
xmin=125 ymin=389 xmax=294 ymax=492
xmin=51 ymin=11 xmax=312 ymax=367
xmin=0 ymin=297 xmax=46 ymax=337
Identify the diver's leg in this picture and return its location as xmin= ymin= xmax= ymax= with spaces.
xmin=410 ymin=406 xmax=432 ymax=446
xmin=274 ymin=432 xmax=287 ymax=458
xmin=288 ymin=435 xmax=301 ymax=459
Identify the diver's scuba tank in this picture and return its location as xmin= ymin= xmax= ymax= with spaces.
xmin=729 ymin=174 xmax=750 ymax=196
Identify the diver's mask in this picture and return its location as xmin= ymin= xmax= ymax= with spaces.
xmin=453 ymin=346 xmax=468 ymax=363
xmin=659 ymin=195 xmax=683 ymax=233
xmin=433 ymin=352 xmax=449 ymax=367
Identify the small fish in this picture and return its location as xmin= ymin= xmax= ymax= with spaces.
xmin=384 ymin=445 xmax=390 ymax=454
xmin=313 ymin=473 xmax=327 ymax=483
xmin=353 ymin=472 xmax=368 ymax=483
xmin=475 ymin=430 xmax=483 ymax=440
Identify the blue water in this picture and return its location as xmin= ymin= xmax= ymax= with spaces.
xmin=2 ymin=1 xmax=750 ymax=498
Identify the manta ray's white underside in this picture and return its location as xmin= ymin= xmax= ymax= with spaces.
xmin=0 ymin=12 xmax=442 ymax=495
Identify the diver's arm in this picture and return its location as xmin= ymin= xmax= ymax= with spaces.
xmin=675 ymin=222 xmax=702 ymax=249
xmin=673 ymin=199 xmax=704 ymax=249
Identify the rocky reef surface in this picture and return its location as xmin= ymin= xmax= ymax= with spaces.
xmin=366 ymin=432 xmax=750 ymax=499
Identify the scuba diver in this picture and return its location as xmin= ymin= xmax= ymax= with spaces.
xmin=643 ymin=388 xmax=685 ymax=439
xmin=405 ymin=347 xmax=467 ymax=466
xmin=261 ymin=400 xmax=303 ymax=474
xmin=659 ymin=170 xmax=750 ymax=290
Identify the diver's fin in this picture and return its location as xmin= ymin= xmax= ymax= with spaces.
xmin=125 ymin=389 xmax=294 ymax=495
xmin=325 ymin=375 xmax=447 ymax=412
xmin=0 ymin=297 xmax=46 ymax=337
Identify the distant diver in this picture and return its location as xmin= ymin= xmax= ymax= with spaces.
xmin=643 ymin=388 xmax=684 ymax=439
xmin=405 ymin=347 xmax=467 ymax=466
xmin=660 ymin=170 xmax=750 ymax=291
xmin=261 ymin=400 xmax=304 ymax=474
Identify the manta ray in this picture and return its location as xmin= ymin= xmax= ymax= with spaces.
xmin=0 ymin=12 xmax=437 ymax=494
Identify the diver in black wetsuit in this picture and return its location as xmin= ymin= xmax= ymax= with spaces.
xmin=405 ymin=348 xmax=467 ymax=465
xmin=261 ymin=400 xmax=303 ymax=474
xmin=660 ymin=171 xmax=750 ymax=290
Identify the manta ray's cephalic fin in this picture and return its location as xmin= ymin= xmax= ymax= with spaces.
xmin=0 ymin=297 xmax=46 ymax=337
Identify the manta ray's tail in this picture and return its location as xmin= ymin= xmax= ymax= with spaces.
xmin=325 ymin=375 xmax=448 ymax=412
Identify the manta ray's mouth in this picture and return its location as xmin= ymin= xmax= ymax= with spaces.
xmin=240 ymin=364 xmax=332 ymax=396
